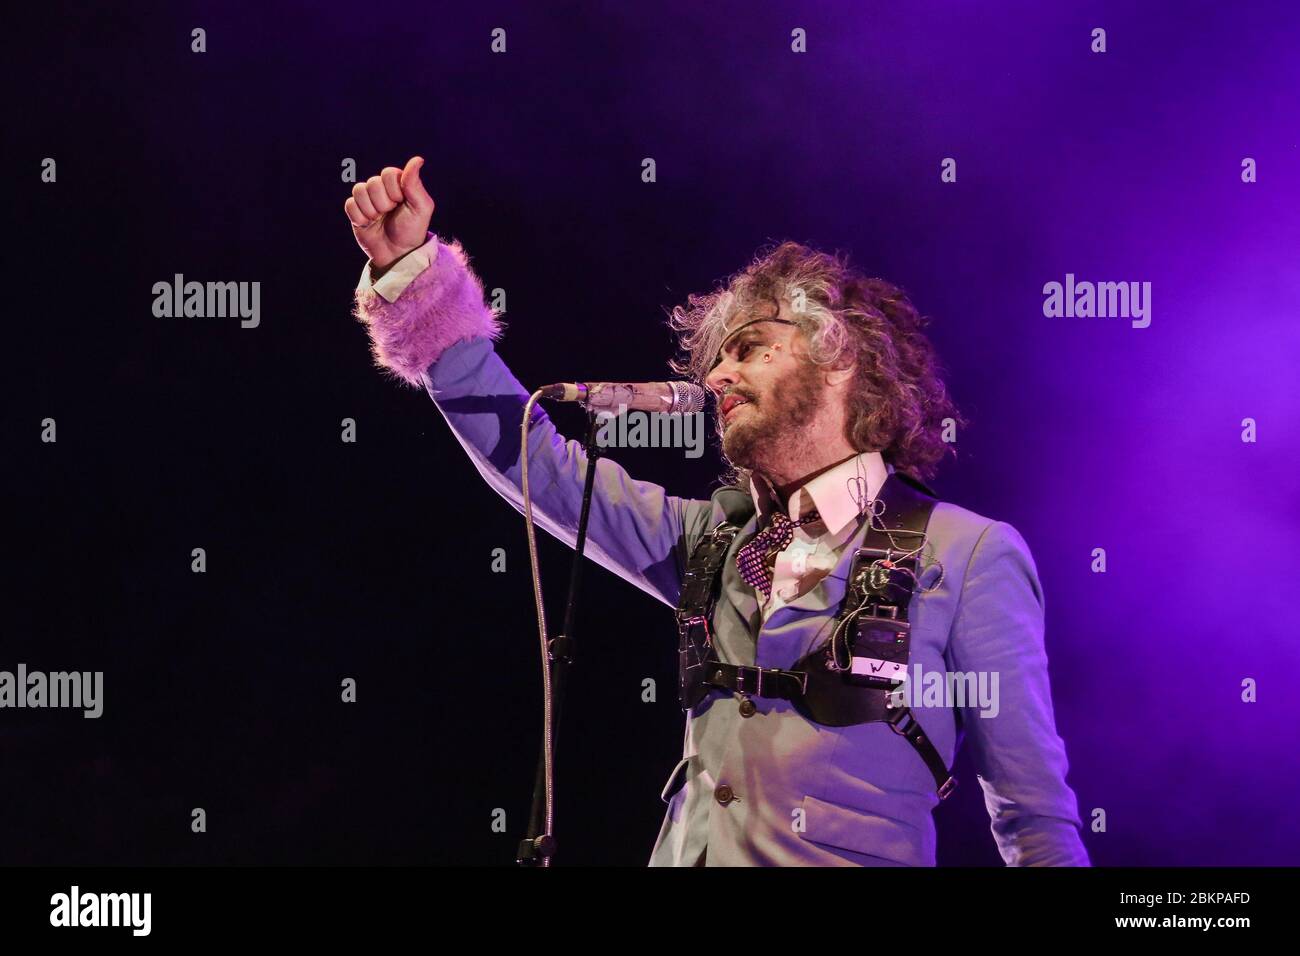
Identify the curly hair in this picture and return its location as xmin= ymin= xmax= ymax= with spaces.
xmin=667 ymin=241 xmax=965 ymax=486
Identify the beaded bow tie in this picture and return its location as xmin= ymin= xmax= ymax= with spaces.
xmin=735 ymin=509 xmax=821 ymax=601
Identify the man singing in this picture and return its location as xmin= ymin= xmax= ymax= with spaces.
xmin=345 ymin=156 xmax=1090 ymax=867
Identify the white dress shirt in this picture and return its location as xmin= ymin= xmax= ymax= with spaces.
xmin=749 ymin=450 xmax=891 ymax=621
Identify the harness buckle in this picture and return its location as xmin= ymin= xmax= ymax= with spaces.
xmin=732 ymin=666 xmax=748 ymax=696
xmin=733 ymin=665 xmax=760 ymax=697
xmin=885 ymin=703 xmax=918 ymax=736
xmin=730 ymin=665 xmax=806 ymax=700
xmin=861 ymin=604 xmax=902 ymax=622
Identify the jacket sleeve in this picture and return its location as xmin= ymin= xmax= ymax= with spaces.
xmin=352 ymin=233 xmax=712 ymax=609
xmin=943 ymin=520 xmax=1092 ymax=867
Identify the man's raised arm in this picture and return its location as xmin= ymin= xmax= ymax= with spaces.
xmin=344 ymin=157 xmax=712 ymax=608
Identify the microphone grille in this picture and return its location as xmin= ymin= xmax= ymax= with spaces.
xmin=669 ymin=381 xmax=708 ymax=415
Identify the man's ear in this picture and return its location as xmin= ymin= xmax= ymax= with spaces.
xmin=826 ymin=362 xmax=856 ymax=388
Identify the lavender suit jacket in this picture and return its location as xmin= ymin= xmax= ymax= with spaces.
xmin=352 ymin=234 xmax=1091 ymax=867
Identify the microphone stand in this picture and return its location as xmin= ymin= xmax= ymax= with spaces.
xmin=517 ymin=408 xmax=602 ymax=866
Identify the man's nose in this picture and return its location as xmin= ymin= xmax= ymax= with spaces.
xmin=704 ymin=361 xmax=737 ymax=397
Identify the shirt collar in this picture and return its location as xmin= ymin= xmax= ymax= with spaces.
xmin=749 ymin=451 xmax=892 ymax=537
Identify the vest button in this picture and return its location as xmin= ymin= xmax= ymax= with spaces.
xmin=738 ymin=698 xmax=757 ymax=718
xmin=715 ymin=784 xmax=735 ymax=806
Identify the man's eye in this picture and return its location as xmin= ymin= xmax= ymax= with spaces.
xmin=737 ymin=342 xmax=754 ymax=360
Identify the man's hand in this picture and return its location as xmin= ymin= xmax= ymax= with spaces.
xmin=344 ymin=156 xmax=435 ymax=269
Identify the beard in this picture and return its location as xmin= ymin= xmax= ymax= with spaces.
xmin=720 ymin=359 xmax=828 ymax=474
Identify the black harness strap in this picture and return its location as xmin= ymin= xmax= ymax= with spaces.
xmin=673 ymin=472 xmax=957 ymax=801
xmin=676 ymin=522 xmax=743 ymax=711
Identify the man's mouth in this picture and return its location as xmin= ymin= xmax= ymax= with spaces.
xmin=721 ymin=394 xmax=751 ymax=421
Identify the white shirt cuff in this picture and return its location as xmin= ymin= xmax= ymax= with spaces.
xmin=356 ymin=233 xmax=439 ymax=303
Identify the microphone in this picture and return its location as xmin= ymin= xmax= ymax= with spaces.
xmin=539 ymin=380 xmax=708 ymax=415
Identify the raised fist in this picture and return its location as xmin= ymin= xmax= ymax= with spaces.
xmin=344 ymin=156 xmax=435 ymax=269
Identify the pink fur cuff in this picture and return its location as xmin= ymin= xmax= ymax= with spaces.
xmin=352 ymin=234 xmax=505 ymax=387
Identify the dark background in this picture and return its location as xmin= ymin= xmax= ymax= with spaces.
xmin=6 ymin=0 xmax=1298 ymax=865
